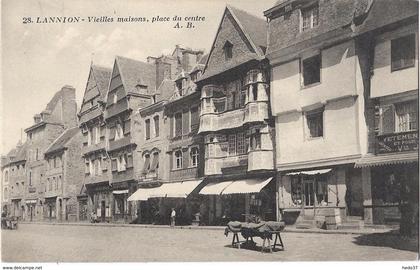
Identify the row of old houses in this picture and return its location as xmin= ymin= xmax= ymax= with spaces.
xmin=2 ymin=0 xmax=418 ymax=231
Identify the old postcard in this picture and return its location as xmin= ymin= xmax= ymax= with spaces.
xmin=1 ymin=0 xmax=419 ymax=268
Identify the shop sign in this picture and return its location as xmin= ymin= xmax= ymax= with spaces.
xmin=377 ymin=130 xmax=418 ymax=154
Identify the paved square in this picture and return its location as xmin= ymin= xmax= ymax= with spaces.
xmin=1 ymin=224 xmax=418 ymax=262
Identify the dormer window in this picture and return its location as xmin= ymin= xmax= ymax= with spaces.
xmin=223 ymin=41 xmax=233 ymax=60
xmin=300 ymin=5 xmax=319 ymax=32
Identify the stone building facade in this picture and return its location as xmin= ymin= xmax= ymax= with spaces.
xmin=23 ymin=85 xmax=77 ymax=221
xmin=196 ymin=6 xmax=276 ymax=225
xmin=78 ymin=64 xmax=113 ymax=222
xmin=44 ymin=127 xmax=84 ymax=222
xmin=264 ymin=0 xmax=418 ymax=229
xmin=2 ymin=142 xmax=28 ymax=219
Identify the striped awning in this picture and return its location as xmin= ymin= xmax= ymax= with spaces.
xmin=199 ymin=181 xmax=234 ymax=195
xmin=127 ymin=180 xmax=202 ymax=201
xmin=355 ymin=152 xmax=418 ymax=168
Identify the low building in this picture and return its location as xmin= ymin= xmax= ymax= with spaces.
xmin=43 ymin=127 xmax=84 ymax=222
xmin=3 ymin=142 xmax=28 ymax=219
xmin=23 ymin=86 xmax=78 ymax=221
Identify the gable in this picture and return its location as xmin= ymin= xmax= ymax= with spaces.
xmin=202 ymin=8 xmax=263 ymax=80
xmin=107 ymin=60 xmax=126 ymax=106
xmin=83 ymin=68 xmax=101 ymax=103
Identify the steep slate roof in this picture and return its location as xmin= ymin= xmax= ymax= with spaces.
xmin=264 ymin=0 xmax=365 ymax=56
xmin=92 ymin=65 xmax=112 ymax=100
xmin=44 ymin=127 xmax=80 ymax=155
xmin=353 ymin=0 xmax=418 ymax=35
xmin=198 ymin=6 xmax=267 ymax=82
xmin=155 ymin=79 xmax=176 ymax=102
xmin=227 ymin=5 xmax=267 ymax=53
xmin=14 ymin=142 xmax=28 ymax=163
xmin=115 ymin=56 xmax=156 ymax=95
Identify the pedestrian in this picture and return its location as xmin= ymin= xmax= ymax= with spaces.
xmin=170 ymin=208 xmax=176 ymax=227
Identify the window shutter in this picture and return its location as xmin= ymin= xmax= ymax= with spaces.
xmin=183 ymin=149 xmax=189 ymax=169
xmin=182 ymin=109 xmax=189 ymax=135
xmin=111 ymin=159 xmax=117 ymax=171
xmin=170 ymin=116 xmax=174 ymax=138
xmin=374 ymin=105 xmax=381 ymax=135
xmin=109 ymin=127 xmax=116 ymax=140
xmin=124 ymin=120 xmax=131 ymax=135
xmin=126 ymin=153 xmax=133 ymax=168
xmin=102 ymin=155 xmax=108 ymax=171
xmin=381 ymin=105 xmax=395 ymax=134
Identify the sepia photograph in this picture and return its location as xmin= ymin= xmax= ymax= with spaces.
xmin=0 ymin=0 xmax=419 ymax=268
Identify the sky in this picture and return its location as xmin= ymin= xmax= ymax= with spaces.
xmin=1 ymin=0 xmax=276 ymax=155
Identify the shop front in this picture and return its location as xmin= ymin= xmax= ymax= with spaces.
xmin=112 ymin=180 xmax=136 ymax=223
xmin=199 ymin=177 xmax=276 ymax=226
xmin=86 ymin=182 xmax=112 ymax=223
xmin=44 ymin=197 xmax=57 ymax=221
xmin=278 ymin=166 xmax=363 ymax=228
xmin=127 ymin=180 xmax=203 ymax=225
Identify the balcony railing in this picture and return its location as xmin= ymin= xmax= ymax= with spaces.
xmin=82 ymin=141 xmax=107 ymax=156
xmin=170 ymin=167 xmax=200 ymax=181
xmin=108 ymin=136 xmax=132 ymax=152
xmin=199 ymin=101 xmax=268 ymax=133
xmin=28 ymin=186 xmax=36 ymax=193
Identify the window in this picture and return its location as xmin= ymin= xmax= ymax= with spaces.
xmin=175 ymin=112 xmax=183 ymax=137
xmin=301 ymin=5 xmax=319 ymax=32
xmin=150 ymin=152 xmax=159 ymax=172
xmin=190 ymin=107 xmax=199 ymax=131
xmin=154 ymin=116 xmax=160 ymax=137
xmin=29 ymin=171 xmax=32 ymax=186
xmin=190 ymin=147 xmax=199 ymax=167
xmin=228 ymin=134 xmax=236 ymax=156
xmin=302 ymin=55 xmax=321 ymax=86
xmin=145 ymin=119 xmax=151 ymax=140
xmin=95 ymin=126 xmax=101 ymax=144
xmin=306 ymin=109 xmax=324 ymax=138
xmin=395 ymin=101 xmax=418 ymax=132
xmin=391 ymin=34 xmax=416 ymax=71
xmin=174 ymin=150 xmax=183 ymax=169
xmin=87 ymin=128 xmax=92 ymax=145
xmin=237 ymin=132 xmax=246 ymax=154
xmin=115 ymin=122 xmax=124 ymax=140
xmin=117 ymin=155 xmax=127 ymax=172
xmin=89 ymin=159 xmax=94 ymax=175
xmin=36 ymin=148 xmax=39 ymax=161
xmin=113 ymin=94 xmax=118 ymax=104
xmin=143 ymin=154 xmax=151 ymax=174
xmin=250 ymin=129 xmax=261 ymax=150
xmin=85 ymin=159 xmax=90 ymax=174
xmin=223 ymin=41 xmax=233 ymax=60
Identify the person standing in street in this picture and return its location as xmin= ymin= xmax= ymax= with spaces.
xmin=170 ymin=208 xmax=176 ymax=227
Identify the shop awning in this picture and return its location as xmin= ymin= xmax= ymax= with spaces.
xmin=221 ymin=177 xmax=273 ymax=195
xmin=198 ymin=181 xmax=234 ymax=195
xmin=127 ymin=187 xmax=160 ymax=201
xmin=149 ymin=180 xmax=203 ymax=198
xmin=355 ymin=152 xmax=418 ymax=168
xmin=286 ymin=169 xmax=332 ymax=176
xmin=127 ymin=180 xmax=202 ymax=201
xmin=113 ymin=189 xmax=129 ymax=194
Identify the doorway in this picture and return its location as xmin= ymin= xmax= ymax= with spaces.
xmin=101 ymin=201 xmax=106 ymax=222
xmin=303 ymin=181 xmax=315 ymax=206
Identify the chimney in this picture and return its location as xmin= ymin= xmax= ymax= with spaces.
xmin=147 ymin=56 xmax=157 ymax=64
xmin=60 ymin=85 xmax=77 ymax=129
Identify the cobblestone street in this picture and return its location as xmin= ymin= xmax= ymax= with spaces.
xmin=1 ymin=224 xmax=418 ymax=262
